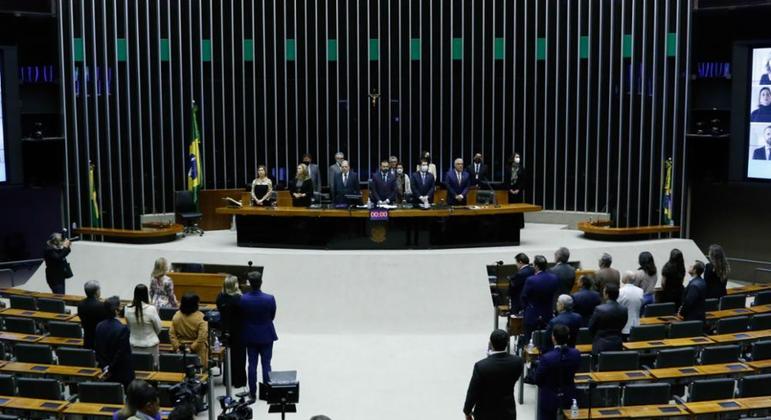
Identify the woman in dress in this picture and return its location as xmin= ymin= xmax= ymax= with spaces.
xmin=290 ymin=163 xmax=313 ymax=207
xmin=149 ymin=257 xmax=178 ymax=308
xmin=250 ymin=165 xmax=273 ymax=206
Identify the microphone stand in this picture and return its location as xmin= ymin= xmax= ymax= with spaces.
xmin=481 ymin=176 xmax=499 ymax=207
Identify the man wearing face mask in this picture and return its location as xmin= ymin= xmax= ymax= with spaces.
xmin=752 ymin=126 xmax=771 ymax=160
xmin=411 ymin=159 xmax=436 ymax=207
xmin=332 ymin=160 xmax=360 ymax=205
xmin=467 ymin=153 xmax=488 ymax=187
xmin=328 ymin=152 xmax=345 ymax=196
xmin=416 ymin=151 xmax=438 ymax=179
xmin=507 ymin=153 xmax=528 ymax=229
xmin=394 ymin=163 xmax=412 ymax=203
xmin=369 ymin=159 xmax=397 ymax=206
xmin=301 ymin=153 xmax=321 ymax=193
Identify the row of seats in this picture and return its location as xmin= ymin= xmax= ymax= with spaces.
xmin=532 ymin=321 xmax=707 ymax=350
xmin=632 ymin=314 xmax=771 ymax=339
xmin=7 ymin=295 xmax=180 ymax=320
xmin=642 ymin=290 xmax=771 ymax=318
xmin=0 ymin=374 xmax=123 ymax=403
xmin=2 ymin=317 xmax=172 ymax=344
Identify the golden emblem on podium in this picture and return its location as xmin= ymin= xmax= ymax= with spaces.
xmin=370 ymin=224 xmax=387 ymax=243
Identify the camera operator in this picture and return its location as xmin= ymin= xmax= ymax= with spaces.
xmin=170 ymin=292 xmax=209 ymax=368
xmin=239 ymin=271 xmax=277 ymax=401
xmin=216 ymin=275 xmax=247 ymax=388
xmin=43 ymin=232 xmax=72 ymax=294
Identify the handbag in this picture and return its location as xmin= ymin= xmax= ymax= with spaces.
xmin=63 ymin=260 xmax=74 ymax=279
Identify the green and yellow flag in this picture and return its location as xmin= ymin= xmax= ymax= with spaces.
xmin=187 ymin=101 xmax=203 ymax=206
xmin=89 ymin=162 xmax=101 ymax=227
xmin=662 ymin=158 xmax=674 ymax=226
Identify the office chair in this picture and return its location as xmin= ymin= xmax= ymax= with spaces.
xmin=56 ymin=347 xmax=96 ymax=368
xmin=704 ymin=298 xmax=719 ymax=312
xmin=629 ymin=325 xmax=667 ymax=342
xmin=158 ymin=328 xmax=171 ymax=344
xmin=715 ymin=316 xmax=750 ymax=334
xmin=597 ymin=351 xmax=639 ymax=372
xmin=753 ymin=291 xmax=771 ymax=306
xmin=159 ymin=307 xmax=177 ymax=321
xmin=47 ymin=321 xmax=82 ymax=338
xmin=700 ymin=344 xmax=741 ymax=365
xmin=719 ymin=294 xmax=747 ymax=311
xmin=78 ymin=382 xmax=125 ymax=404
xmin=476 ymin=190 xmax=496 ymax=205
xmin=9 ymin=295 xmax=36 ymax=311
xmin=652 ymin=347 xmax=697 ymax=369
xmin=175 ymin=190 xmax=204 ymax=236
xmin=576 ymin=385 xmax=621 ymax=408
xmin=738 ymin=373 xmax=771 ymax=398
xmin=0 ymin=374 xmax=14 ymax=396
xmin=36 ymin=298 xmax=66 ymax=314
xmin=578 ymin=354 xmax=592 ymax=373
xmin=643 ymin=302 xmax=676 ymax=317
xmin=750 ymin=313 xmax=771 ymax=331
xmin=17 ymin=378 xmax=62 ymax=400
xmin=131 ymin=352 xmax=156 ymax=371
xmin=14 ymin=343 xmax=54 ymax=364
xmin=159 ymin=353 xmax=201 ymax=373
xmin=683 ymin=378 xmax=735 ymax=402
xmin=576 ymin=328 xmax=592 ymax=345
xmin=668 ymin=321 xmax=704 ymax=338
xmin=751 ymin=340 xmax=771 ymax=361
xmin=3 ymin=317 xmax=36 ymax=334
xmin=622 ymin=383 xmax=671 ymax=406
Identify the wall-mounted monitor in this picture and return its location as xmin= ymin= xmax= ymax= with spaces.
xmin=746 ymin=47 xmax=771 ymax=179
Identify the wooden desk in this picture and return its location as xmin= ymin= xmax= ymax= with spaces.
xmin=38 ymin=336 xmax=84 ymax=346
xmin=0 ymin=361 xmax=101 ymax=379
xmin=750 ymin=304 xmax=771 ymax=314
xmin=0 ymin=308 xmax=75 ymax=322
xmin=622 ymin=336 xmax=715 ymax=351
xmin=577 ymin=220 xmax=680 ymax=240
xmin=0 ymin=396 xmax=69 ymax=413
xmin=63 ymin=402 xmax=174 ymax=418
xmin=143 ymin=371 xmax=208 ymax=383
xmin=728 ymin=284 xmax=771 ymax=295
xmin=684 ymin=396 xmax=771 ymax=415
xmin=647 ymin=362 xmax=753 ymax=380
xmin=75 ymin=225 xmax=182 ymax=244
xmin=528 ymin=344 xmax=592 ymax=360
xmin=706 ymin=307 xmax=754 ymax=320
xmin=709 ymin=329 xmax=771 ymax=343
xmin=563 ymin=404 xmax=689 ymax=419
xmin=0 ymin=331 xmax=43 ymax=343
xmin=68 ymin=316 xmax=172 ymax=329
xmin=639 ymin=315 xmax=682 ymax=326
xmin=746 ymin=359 xmax=771 ymax=370
xmin=574 ymin=370 xmax=653 ymax=384
xmin=167 ymin=272 xmax=228 ymax=303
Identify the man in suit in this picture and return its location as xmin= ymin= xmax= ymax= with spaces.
xmin=332 ymin=160 xmax=359 ymax=205
xmin=752 ymin=126 xmax=771 ymax=160
xmin=680 ymin=260 xmax=707 ymax=322
xmin=328 ymin=152 xmax=345 ymax=196
xmin=410 ymin=159 xmax=436 ymax=207
xmin=463 ymin=329 xmax=524 ymax=420
xmin=302 ymin=153 xmax=321 ymax=193
xmin=508 ymin=253 xmax=534 ymax=315
xmin=94 ymin=296 xmax=134 ymax=387
xmin=587 ymin=283 xmax=628 ymax=355
xmin=594 ymin=253 xmax=621 ymax=297
xmin=467 ymin=153 xmax=489 ymax=187
xmin=78 ymin=280 xmax=110 ymax=350
xmin=387 ymin=155 xmax=399 ymax=176
xmin=618 ymin=271 xmax=644 ymax=337
xmin=521 ymin=255 xmax=560 ymax=344
xmin=572 ymin=276 xmax=602 ymax=326
xmin=240 ymin=271 xmax=278 ymax=400
xmin=370 ymin=160 xmax=397 ymax=205
xmin=550 ymin=247 xmax=576 ymax=296
xmin=544 ymin=295 xmax=583 ymax=351
xmin=535 ymin=324 xmax=581 ymax=420
xmin=446 ymin=158 xmax=471 ymax=205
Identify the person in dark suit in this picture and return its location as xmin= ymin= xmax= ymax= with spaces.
xmin=521 ymin=255 xmax=560 ymax=343
xmin=467 ymin=153 xmax=489 ymax=187
xmin=587 ymin=284 xmax=627 ymax=355
xmin=78 ymin=280 xmax=110 ymax=350
xmin=535 ymin=324 xmax=581 ymax=420
xmin=239 ymin=271 xmax=278 ymax=400
xmin=752 ymin=126 xmax=771 ymax=160
xmin=43 ymin=232 xmax=72 ymax=294
xmin=94 ymin=296 xmax=135 ymax=387
xmin=216 ymin=276 xmax=246 ymax=389
xmin=594 ymin=253 xmax=621 ymax=298
xmin=508 ymin=253 xmax=535 ymax=315
xmin=410 ymin=159 xmax=436 ymax=207
xmin=301 ymin=153 xmax=321 ymax=193
xmin=463 ymin=329 xmax=524 ymax=420
xmin=446 ymin=158 xmax=471 ymax=205
xmin=290 ymin=164 xmax=314 ymax=207
xmin=370 ymin=160 xmax=397 ymax=205
xmin=679 ymin=261 xmax=707 ymax=322
xmin=328 ymin=152 xmax=345 ymax=196
xmin=550 ymin=247 xmax=576 ymax=296
xmin=543 ymin=295 xmax=583 ymax=351
xmin=572 ymin=276 xmax=602 ymax=326
xmin=332 ymin=160 xmax=360 ymax=205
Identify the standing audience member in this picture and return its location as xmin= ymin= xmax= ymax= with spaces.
xmin=508 ymin=253 xmax=534 ymax=315
xmin=43 ymin=232 xmax=72 ymax=294
xmin=572 ymin=276 xmax=602 ymax=326
xmin=394 ymin=163 xmax=412 ymax=203
xmin=301 ymin=153 xmax=321 ymax=193
xmin=95 ymin=296 xmax=135 ymax=387
xmin=124 ymin=284 xmax=163 ymax=366
xmin=680 ymin=261 xmax=707 ymax=322
xmin=660 ymin=249 xmax=687 ymax=310
xmin=506 ymin=153 xmax=528 ymax=228
xmin=550 ymin=247 xmax=576 ymax=296
xmin=463 ymin=330 xmax=523 ymax=420
xmin=445 ymin=158 xmax=471 ymax=206
xmin=78 ymin=280 xmax=109 ymax=350
xmin=290 ymin=164 xmax=314 ymax=207
xmin=594 ymin=253 xmax=620 ymax=297
xmin=535 ymin=325 xmax=581 ymax=420
xmin=618 ymin=271 xmax=645 ymax=337
xmin=704 ymin=244 xmax=730 ymax=299
xmin=216 ymin=275 xmax=246 ymax=388
xmin=633 ymin=251 xmax=658 ymax=308
xmin=544 ymin=295 xmax=583 ymax=350
xmin=240 ymin=271 xmax=278 ymax=400
xmin=114 ymin=380 xmax=160 ymax=420
xmin=170 ymin=293 xmax=209 ymax=368
xmin=588 ymin=284 xmax=628 ymax=355
xmin=521 ymin=255 xmax=560 ymax=344
xmin=328 ymin=151 xmax=345 ymax=196
xmin=149 ymin=257 xmax=178 ymax=308
xmin=410 ymin=159 xmax=436 ymax=207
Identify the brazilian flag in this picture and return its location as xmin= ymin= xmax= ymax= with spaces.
xmin=662 ymin=158 xmax=674 ymax=226
xmin=89 ymin=162 xmax=101 ymax=227
xmin=188 ymin=101 xmax=203 ymax=206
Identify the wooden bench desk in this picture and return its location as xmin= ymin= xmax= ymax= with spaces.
xmin=709 ymin=328 xmax=771 ymax=344
xmin=68 ymin=315 xmax=172 ymax=329
xmin=142 ymin=371 xmax=209 ymax=383
xmin=705 ymin=307 xmax=754 ymax=320
xmin=622 ymin=336 xmax=715 ymax=351
xmin=0 ymin=395 xmax=69 ymax=413
xmin=746 ymin=359 xmax=771 ymax=370
xmin=0 ymin=331 xmax=43 ymax=344
xmin=527 ymin=344 xmax=593 ymax=360
xmin=38 ymin=336 xmax=84 ymax=346
xmin=684 ymin=396 xmax=771 ymax=415
xmin=574 ymin=370 xmax=654 ymax=384
xmin=728 ymin=284 xmax=771 ymax=295
xmin=647 ymin=362 xmax=753 ymax=380
xmin=0 ymin=308 xmax=75 ymax=322
xmin=563 ymin=404 xmax=689 ymax=419
xmin=0 ymin=361 xmax=101 ymax=379
xmin=63 ymin=402 xmax=174 ymax=418
xmin=750 ymin=303 xmax=771 ymax=314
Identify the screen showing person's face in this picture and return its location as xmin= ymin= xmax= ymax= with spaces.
xmin=761 ymin=89 xmax=771 ymax=106
xmin=765 ymin=128 xmax=771 ymax=145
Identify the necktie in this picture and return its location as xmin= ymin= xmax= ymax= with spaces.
xmin=343 ymin=174 xmax=347 ymax=185
xmin=476 ymin=163 xmax=479 ymax=173
xmin=421 ymin=173 xmax=425 ymax=184
xmin=457 ymin=172 xmax=462 ymax=186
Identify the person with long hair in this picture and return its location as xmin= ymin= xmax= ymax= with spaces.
xmin=149 ymin=257 xmax=178 ymax=308
xmin=216 ymin=276 xmax=246 ymax=388
xmin=125 ymin=284 xmax=163 ymax=366
xmin=751 ymin=87 xmax=771 ymax=122
xmin=290 ymin=163 xmax=313 ymax=207
xmin=704 ymin=244 xmax=731 ymax=299
xmin=250 ymin=165 xmax=273 ymax=206
xmin=169 ymin=292 xmax=208 ymax=368
xmin=659 ymin=249 xmax=686 ymax=310
xmin=632 ymin=251 xmax=658 ymax=308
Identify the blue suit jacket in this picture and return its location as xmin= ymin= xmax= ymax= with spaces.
xmin=521 ymin=271 xmax=560 ymax=329
xmin=445 ymin=169 xmax=471 ymax=205
xmin=332 ymin=171 xmax=360 ymax=204
xmin=370 ymin=171 xmax=397 ymax=203
xmin=535 ymin=346 xmax=581 ymax=420
xmin=239 ymin=291 xmax=278 ymax=346
xmin=680 ymin=276 xmax=707 ymax=321
xmin=410 ymin=171 xmax=435 ymax=204
xmin=509 ymin=265 xmax=535 ymax=314
xmin=544 ymin=311 xmax=583 ymax=351
xmin=94 ymin=318 xmax=135 ymax=385
xmin=572 ymin=288 xmax=602 ymax=326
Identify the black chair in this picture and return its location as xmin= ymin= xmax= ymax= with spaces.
xmin=576 ymin=385 xmax=621 ymax=408
xmin=158 ymin=384 xmax=174 ymax=407
xmin=17 ymin=378 xmax=62 ymax=400
xmin=36 ymin=298 xmax=66 ymax=314
xmin=175 ymin=190 xmax=204 ymax=236
xmin=578 ymin=354 xmax=592 ymax=373
xmin=704 ymin=298 xmax=719 ymax=312
xmin=532 ymin=330 xmax=550 ymax=351
xmin=9 ymin=295 xmax=36 ymax=311
xmin=3 ymin=317 xmax=36 ymax=334
xmin=739 ymin=373 xmax=771 ymax=397
xmin=753 ymin=291 xmax=771 ymax=306
xmin=750 ymin=313 xmax=771 ymax=331
xmin=668 ymin=321 xmax=704 ymax=338
xmin=47 ymin=321 xmax=82 ymax=338
xmin=576 ymin=328 xmax=592 ymax=345
xmin=719 ymin=294 xmax=747 ymax=310
xmin=715 ymin=316 xmax=750 ymax=334
xmin=14 ymin=343 xmax=53 ymax=364
xmin=158 ymin=328 xmax=171 ymax=344
xmin=132 ymin=352 xmax=156 ymax=371
xmin=597 ymin=351 xmax=639 ymax=372
xmin=56 ymin=347 xmax=96 ymax=367
xmin=685 ymin=378 xmax=735 ymax=402
xmin=623 ymin=383 xmax=671 ymax=406
xmin=159 ymin=307 xmax=177 ymax=321
xmin=78 ymin=382 xmax=125 ymax=404
xmin=629 ymin=325 xmax=667 ymax=342
xmin=643 ymin=302 xmax=676 ymax=317
xmin=159 ymin=353 xmax=201 ymax=373
xmin=700 ymin=344 xmax=741 ymax=365
xmin=751 ymin=340 xmax=771 ymax=361
xmin=653 ymin=347 xmax=697 ymax=368
xmin=0 ymin=374 xmax=14 ymax=396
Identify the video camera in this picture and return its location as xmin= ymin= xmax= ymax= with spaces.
xmin=217 ymin=391 xmax=253 ymax=420
xmin=169 ymin=358 xmax=208 ymax=413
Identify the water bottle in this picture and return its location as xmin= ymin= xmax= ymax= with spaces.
xmin=526 ymin=338 xmax=535 ymax=353
xmin=213 ymin=336 xmax=222 ymax=353
xmin=571 ymin=399 xmax=579 ymax=418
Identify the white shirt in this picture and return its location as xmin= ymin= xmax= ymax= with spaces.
xmin=618 ymin=283 xmax=644 ymax=334
xmin=124 ymin=302 xmax=163 ymax=347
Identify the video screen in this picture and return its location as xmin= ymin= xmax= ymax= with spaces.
xmin=0 ymin=51 xmax=5 ymax=183
xmin=747 ymin=47 xmax=771 ymax=179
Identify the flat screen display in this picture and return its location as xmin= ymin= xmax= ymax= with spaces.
xmin=747 ymin=47 xmax=771 ymax=179
xmin=0 ymin=50 xmax=6 ymax=183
